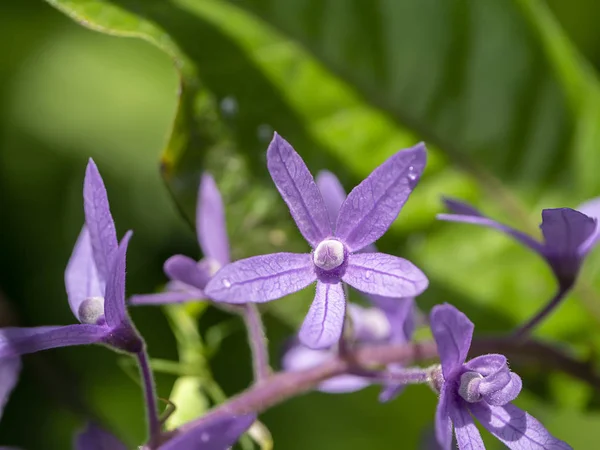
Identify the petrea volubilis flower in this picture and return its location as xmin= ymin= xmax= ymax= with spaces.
xmin=429 ymin=304 xmax=571 ymax=450
xmin=206 ymin=133 xmax=428 ymax=349
xmin=438 ymin=198 xmax=600 ymax=290
xmin=130 ymin=174 xmax=228 ymax=305
xmin=282 ymin=300 xmax=414 ymax=397
xmin=0 ymin=160 xmax=142 ymax=361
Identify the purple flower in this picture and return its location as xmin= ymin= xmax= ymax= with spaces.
xmin=282 ymin=301 xmax=414 ymax=395
xmin=0 ymin=160 xmax=142 ymax=360
xmin=0 ymin=357 xmax=20 ymax=420
xmin=205 ymin=133 xmax=428 ymax=349
xmin=438 ymin=198 xmax=600 ymax=289
xmin=130 ymin=174 xmax=228 ymax=305
xmin=430 ymin=304 xmax=572 ymax=450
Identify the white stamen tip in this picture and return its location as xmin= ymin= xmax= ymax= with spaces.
xmin=313 ymin=239 xmax=345 ymax=270
xmin=78 ymin=296 xmax=105 ymax=325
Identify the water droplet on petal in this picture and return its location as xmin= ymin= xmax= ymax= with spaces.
xmin=222 ymin=279 xmax=232 ymax=288
xmin=365 ymin=270 xmax=372 ymax=279
xmin=407 ymin=165 xmax=418 ymax=181
xmin=200 ymin=432 xmax=210 ymax=443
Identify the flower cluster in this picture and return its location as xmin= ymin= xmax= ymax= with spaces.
xmin=0 ymin=132 xmax=580 ymax=449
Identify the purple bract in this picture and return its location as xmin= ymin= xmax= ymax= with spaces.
xmin=205 ymin=133 xmax=429 ymax=349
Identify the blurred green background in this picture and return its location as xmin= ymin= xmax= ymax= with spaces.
xmin=2 ymin=0 xmax=600 ymax=448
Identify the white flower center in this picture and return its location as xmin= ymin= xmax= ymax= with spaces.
xmin=458 ymin=371 xmax=484 ymax=403
xmin=313 ymin=239 xmax=345 ymax=270
xmin=78 ymin=296 xmax=105 ymax=325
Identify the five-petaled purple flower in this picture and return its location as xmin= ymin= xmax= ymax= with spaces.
xmin=0 ymin=159 xmax=142 ymax=361
xmin=283 ymin=299 xmax=414 ymax=400
xmin=130 ymin=173 xmax=229 ymax=305
xmin=438 ymin=198 xmax=600 ymax=290
xmin=206 ymin=133 xmax=429 ymax=349
xmin=429 ymin=304 xmax=571 ymax=450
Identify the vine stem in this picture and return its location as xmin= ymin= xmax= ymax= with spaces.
xmin=170 ymin=335 xmax=599 ymax=440
xmin=136 ymin=348 xmax=161 ymax=445
xmin=513 ymin=288 xmax=570 ymax=338
xmin=241 ymin=304 xmax=271 ymax=382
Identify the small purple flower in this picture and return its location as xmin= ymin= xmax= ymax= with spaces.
xmin=438 ymin=198 xmax=600 ymax=289
xmin=430 ymin=304 xmax=572 ymax=450
xmin=283 ymin=301 xmax=414 ymax=396
xmin=206 ymin=133 xmax=428 ymax=349
xmin=0 ymin=160 xmax=142 ymax=360
xmin=130 ymin=174 xmax=228 ymax=305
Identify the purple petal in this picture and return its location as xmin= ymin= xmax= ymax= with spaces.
xmin=197 ymin=173 xmax=230 ymax=266
xmin=378 ymin=382 xmax=405 ymax=403
xmin=437 ymin=198 xmax=545 ymax=255
xmin=540 ymin=208 xmax=596 ymax=261
xmin=159 ymin=414 xmax=255 ymax=450
xmin=0 ymin=357 xmax=21 ymax=420
xmin=448 ymin=402 xmax=485 ymax=450
xmin=65 ymin=227 xmax=104 ymax=322
xmin=430 ymin=304 xmax=473 ymax=379
xmin=316 ymin=170 xmax=347 ymax=230
xmin=470 ymin=402 xmax=573 ymax=449
xmin=0 ymin=325 xmax=108 ymax=358
xmin=205 ymin=253 xmax=316 ymax=303
xmin=435 ymin=385 xmax=453 ymax=450
xmin=103 ymin=231 xmax=132 ymax=328
xmin=267 ymin=133 xmax=332 ymax=247
xmin=368 ymin=296 xmax=415 ymax=344
xmin=164 ymin=255 xmax=211 ymax=290
xmin=342 ymin=253 xmax=428 ymax=297
xmin=299 ymin=281 xmax=346 ymax=349
xmin=577 ymin=196 xmax=600 ymax=253
xmin=83 ymin=159 xmax=118 ymax=281
xmin=465 ymin=354 xmax=521 ymax=405
xmin=129 ymin=289 xmax=205 ymax=305
xmin=282 ymin=344 xmax=369 ymax=393
xmin=335 ymin=143 xmax=426 ymax=252
xmin=74 ymin=422 xmax=127 ymax=450
xmin=347 ymin=303 xmax=391 ymax=343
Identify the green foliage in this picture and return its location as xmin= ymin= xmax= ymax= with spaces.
xmin=1 ymin=0 xmax=600 ymax=448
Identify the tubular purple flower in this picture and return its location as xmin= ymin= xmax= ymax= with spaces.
xmin=206 ymin=133 xmax=429 ymax=349
xmin=0 ymin=160 xmax=142 ymax=360
xmin=429 ymin=304 xmax=572 ymax=450
xmin=437 ymin=198 xmax=598 ymax=290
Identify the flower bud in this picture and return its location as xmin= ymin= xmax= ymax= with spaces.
xmin=458 ymin=371 xmax=484 ymax=403
xmin=78 ymin=297 xmax=105 ymax=325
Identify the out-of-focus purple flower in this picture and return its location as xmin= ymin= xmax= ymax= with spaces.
xmin=430 ymin=304 xmax=572 ymax=450
xmin=0 ymin=358 xmax=20 ymax=421
xmin=282 ymin=300 xmax=414 ymax=400
xmin=438 ymin=198 xmax=599 ymax=289
xmin=159 ymin=414 xmax=255 ymax=450
xmin=74 ymin=423 xmax=127 ymax=450
xmin=0 ymin=160 xmax=142 ymax=360
xmin=130 ymin=174 xmax=228 ymax=305
xmin=206 ymin=133 xmax=428 ymax=349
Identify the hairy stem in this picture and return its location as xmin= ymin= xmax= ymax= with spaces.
xmin=241 ymin=304 xmax=271 ymax=382
xmin=513 ymin=288 xmax=570 ymax=338
xmin=136 ymin=348 xmax=161 ymax=444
